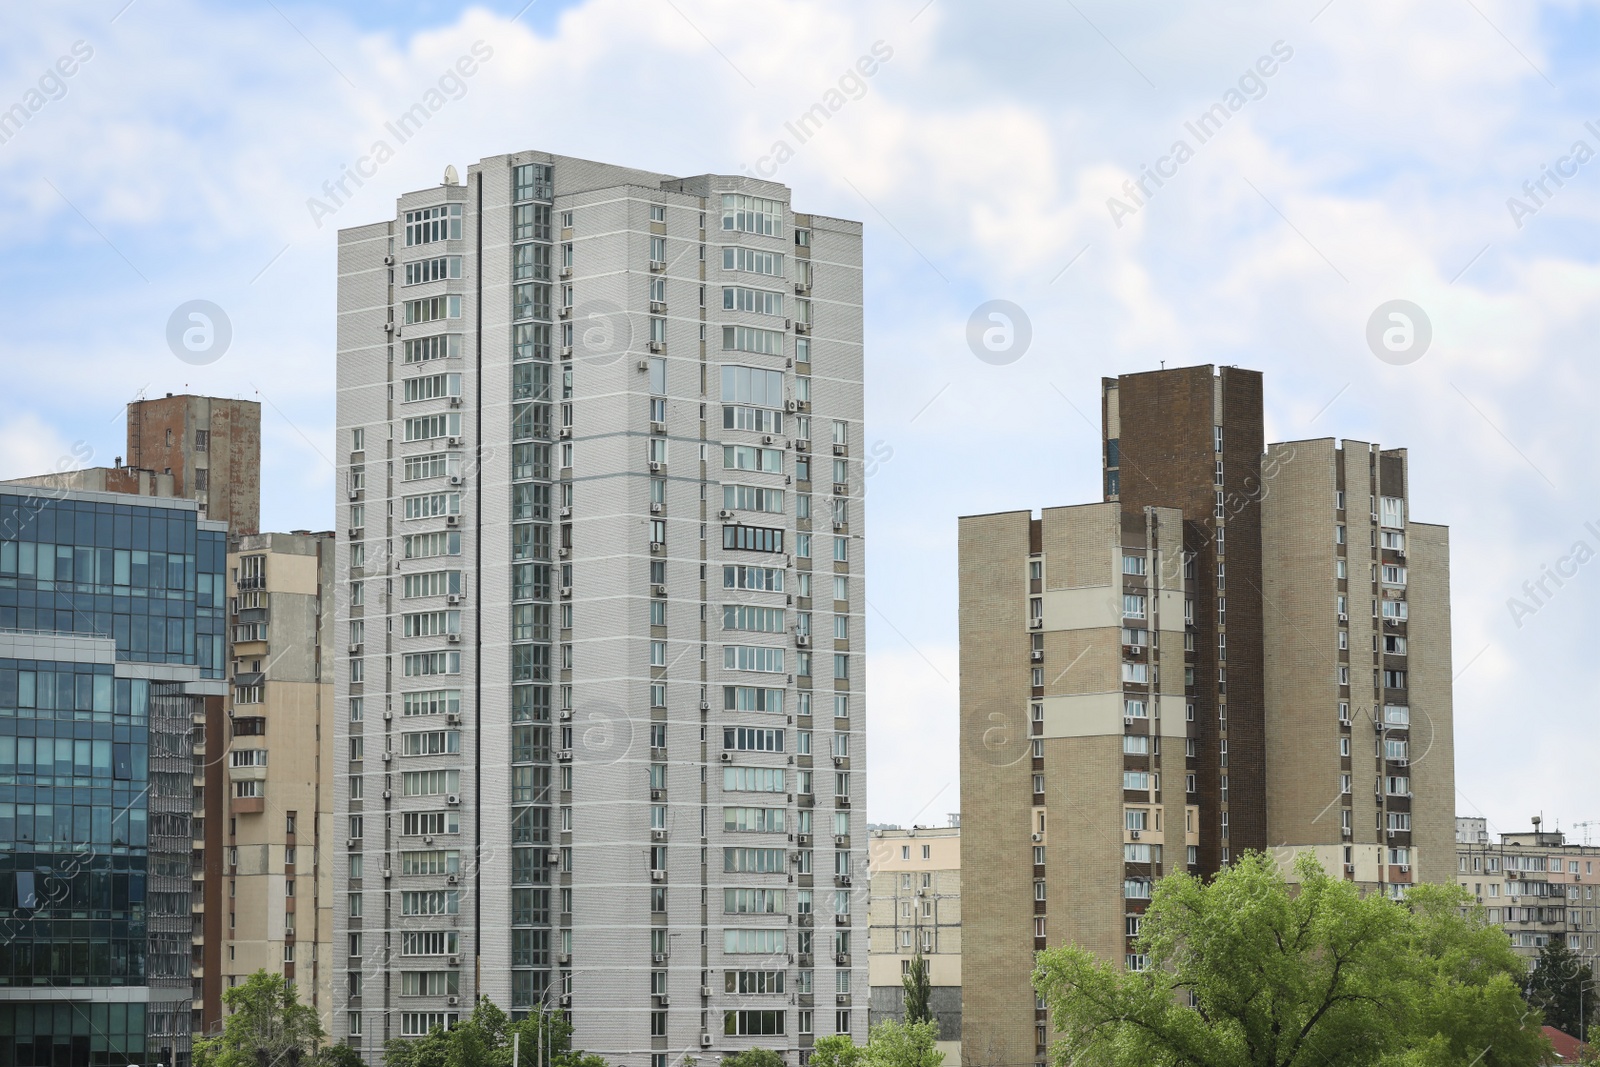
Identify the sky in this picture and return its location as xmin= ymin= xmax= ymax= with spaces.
xmin=2 ymin=0 xmax=1599 ymax=840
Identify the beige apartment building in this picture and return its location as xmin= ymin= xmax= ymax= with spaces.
xmin=196 ymin=531 xmax=336 ymax=1036
xmin=1458 ymin=817 xmax=1600 ymax=975
xmin=867 ymin=823 xmax=961 ymax=1063
xmin=959 ymin=366 xmax=1455 ymax=1067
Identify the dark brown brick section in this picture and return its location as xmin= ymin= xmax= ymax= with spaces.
xmin=127 ymin=395 xmax=262 ymax=535
xmin=1104 ymin=365 xmax=1265 ymax=874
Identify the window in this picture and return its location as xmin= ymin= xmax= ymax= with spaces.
xmin=405 ymin=203 xmax=462 ymax=245
xmin=1380 ymin=496 xmax=1405 ymax=528
xmin=1123 ymin=594 xmax=1146 ymax=619
xmin=1122 ymin=554 xmax=1146 ymax=576
xmin=722 ymin=325 xmax=785 ymax=355
xmin=723 ymin=194 xmax=783 ymax=235
xmin=723 ymin=287 xmax=784 ymax=315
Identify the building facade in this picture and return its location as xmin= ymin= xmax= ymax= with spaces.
xmin=126 ymin=394 xmax=262 ymax=535
xmin=0 ymin=485 xmax=229 ymax=1067
xmin=866 ymin=823 xmax=961 ymax=1063
xmin=1261 ymin=438 xmax=1454 ymax=889
xmin=333 ymin=153 xmax=866 ymax=1062
xmin=1457 ymin=817 xmax=1600 ymax=975
xmin=194 ymin=532 xmax=336 ymax=1037
xmin=958 ymin=366 xmax=1454 ymax=1067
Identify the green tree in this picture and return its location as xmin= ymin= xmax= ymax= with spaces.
xmin=193 ymin=971 xmax=324 ymax=1067
xmin=1033 ymin=851 xmax=1549 ymax=1067
xmin=385 ymin=998 xmax=606 ymax=1067
xmin=810 ymin=1035 xmax=866 ymax=1067
xmin=866 ymin=1019 xmax=943 ymax=1067
xmin=1524 ymin=936 xmax=1595 ymax=1040
xmin=902 ymin=945 xmax=933 ymax=1026
xmin=315 ymin=1045 xmax=365 ymax=1067
xmin=721 ymin=1050 xmax=786 ymax=1067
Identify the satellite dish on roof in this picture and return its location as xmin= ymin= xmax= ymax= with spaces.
xmin=443 ymin=165 xmax=460 ymax=186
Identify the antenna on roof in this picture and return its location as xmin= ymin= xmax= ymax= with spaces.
xmin=443 ymin=165 xmax=460 ymax=186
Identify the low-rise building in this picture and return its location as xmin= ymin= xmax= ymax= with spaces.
xmin=867 ymin=821 xmax=960 ymax=1062
xmin=1456 ymin=816 xmax=1600 ymax=973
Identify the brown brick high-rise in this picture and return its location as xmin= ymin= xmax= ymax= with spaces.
xmin=127 ymin=394 xmax=261 ymax=534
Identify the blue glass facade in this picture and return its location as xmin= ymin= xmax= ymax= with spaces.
xmin=0 ymin=489 xmax=227 ymax=1067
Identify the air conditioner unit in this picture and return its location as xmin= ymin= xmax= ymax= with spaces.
xmin=381 ymin=751 xmax=392 ymax=762
xmin=444 ymin=514 xmax=460 ymax=528
xmin=447 ymin=954 xmax=459 ymax=966
xmin=383 ymin=322 xmax=395 ymax=333
xmin=1337 ymin=613 xmax=1348 ymax=622
xmin=1342 ymin=826 xmax=1352 ymax=837
xmin=382 ymin=790 xmax=392 ymax=800
xmin=558 ymin=547 xmax=571 ymax=559
xmin=649 ymin=541 xmax=664 ymax=554
xmin=547 ymin=850 xmax=562 ymax=865
xmin=558 ymin=307 xmax=572 ymax=319
xmin=651 ymin=869 xmax=666 ymax=882
xmin=558 ymin=749 xmax=574 ymax=762
xmin=348 ymin=642 xmax=363 ymax=654
xmin=347 ymin=527 xmax=362 ymax=540
xmin=445 ymin=712 xmax=460 ymax=725
xmin=832 ymin=520 xmax=844 ymax=531
xmin=795 ymin=634 xmax=811 ymax=648
xmin=1127 ymin=644 xmax=1142 ymax=656
xmin=346 ymin=838 xmax=355 ymax=848
xmin=1029 ymin=617 xmax=1043 ymax=630
xmin=1031 ymin=832 xmax=1042 ymax=843
xmin=762 ymin=434 xmax=774 ymax=445
xmin=382 ymin=710 xmax=394 ymax=721
xmin=1387 ymin=828 xmax=1395 ymax=838
xmin=785 ymin=400 xmax=798 ymax=413
xmin=445 ymin=633 xmax=461 ymax=644
xmin=654 ymin=953 xmax=669 ymax=964
xmin=1030 ymin=649 xmax=1043 ymax=662
xmin=653 ymin=583 xmax=667 ymax=596
xmin=700 ymin=1035 xmax=713 ymax=1049
xmin=834 ymin=482 xmax=849 ymax=496
xmin=447 ymin=995 xmax=459 ymax=1006
xmin=425 ymin=835 xmax=435 ymax=845
xmin=1124 ymin=716 xmax=1134 ymax=726
xmin=1400 ymin=864 xmax=1410 ymax=873
xmin=446 ymin=874 xmax=458 ymax=885
xmin=383 ymin=254 xmax=395 ymax=265
xmin=560 ymin=586 xmax=573 ymax=598
xmin=637 ymin=359 xmax=650 ymax=371
xmin=1130 ymin=830 xmax=1141 ymax=840
xmin=649 ymin=301 xmax=666 ymax=314
xmin=701 ymin=986 xmax=712 ymax=998
xmin=1344 ymin=863 xmax=1355 ymax=874
xmin=559 ymin=708 xmax=572 ymax=721
xmin=652 ymin=829 xmax=667 ymax=842
xmin=656 ymin=994 xmax=670 ymax=1007
xmin=651 ymin=421 xmax=666 ymax=433
xmin=448 ymin=475 xmax=463 ymax=485
xmin=648 ymin=341 xmax=663 ymax=353
xmin=649 ymin=260 xmax=666 ymax=273
xmin=835 ymin=876 xmax=851 ymax=888
xmin=446 ymin=794 xmax=460 ymax=805
xmin=561 ymin=345 xmax=574 ymax=357
xmin=718 ymin=509 xmax=734 ymax=520
xmin=445 ymin=435 xmax=463 ymax=448
xmin=831 ymin=755 xmax=844 ymax=768
xmin=835 ymin=953 xmax=849 ymax=965
xmin=649 ymin=461 xmax=662 ymax=472
xmin=719 ymin=752 xmax=733 ymax=762
xmin=796 ymin=438 xmax=810 ymax=452
xmin=382 ymin=868 xmax=392 ymax=879
xmin=558 ymin=953 xmax=571 ymax=965
xmin=651 ymin=789 xmax=664 ymax=801
xmin=559 ymin=266 xmax=572 ymax=278
xmin=795 ymin=322 xmax=810 ymax=334
xmin=347 ymin=489 xmax=359 ymax=500
xmin=448 ymin=395 xmax=462 ymax=407
xmin=446 ymin=593 xmax=461 ymax=605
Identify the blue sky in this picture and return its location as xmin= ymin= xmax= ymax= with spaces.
xmin=3 ymin=0 xmax=1599 ymax=835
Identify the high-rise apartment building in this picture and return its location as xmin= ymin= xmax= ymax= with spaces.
xmin=0 ymin=484 xmax=229 ymax=1067
xmin=126 ymin=394 xmax=262 ymax=535
xmin=1261 ymin=438 xmax=1454 ymax=886
xmin=1456 ymin=817 xmax=1600 ymax=976
xmin=195 ymin=532 xmax=335 ymax=1037
xmin=333 ymin=153 xmax=865 ymax=1062
xmin=958 ymin=366 xmax=1453 ymax=1067
xmin=866 ymin=822 xmax=961 ymax=1062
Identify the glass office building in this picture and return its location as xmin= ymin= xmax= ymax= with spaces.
xmin=0 ymin=486 xmax=227 ymax=1067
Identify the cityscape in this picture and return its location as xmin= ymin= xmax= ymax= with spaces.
xmin=1 ymin=4 xmax=1596 ymax=1067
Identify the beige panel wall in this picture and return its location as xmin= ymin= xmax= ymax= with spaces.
xmin=1261 ymin=439 xmax=1343 ymax=850
xmin=958 ymin=510 xmax=1037 ymax=1067
xmin=1406 ymin=521 xmax=1455 ymax=883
